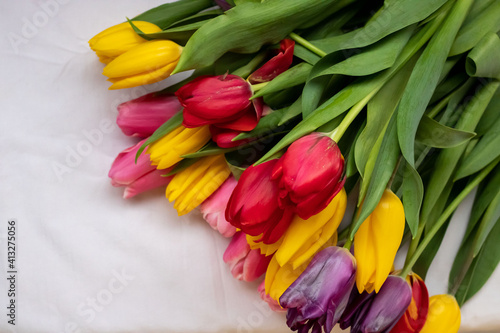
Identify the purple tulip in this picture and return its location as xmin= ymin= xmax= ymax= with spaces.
xmin=214 ymin=0 xmax=232 ymax=10
xmin=340 ymin=275 xmax=412 ymax=333
xmin=117 ymin=92 xmax=182 ymax=138
xmin=279 ymin=247 xmax=356 ymax=333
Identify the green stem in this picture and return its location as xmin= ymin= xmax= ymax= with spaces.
xmin=343 ymin=237 xmax=353 ymax=250
xmin=328 ymin=88 xmax=380 ymax=142
xmin=251 ymin=82 xmax=269 ymax=92
xmin=400 ymin=157 xmax=500 ymax=277
xmin=289 ymin=32 xmax=327 ymax=58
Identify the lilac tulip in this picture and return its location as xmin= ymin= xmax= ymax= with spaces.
xmin=279 ymin=247 xmax=356 ymax=333
xmin=223 ymin=232 xmax=272 ymax=282
xmin=340 ymin=275 xmax=412 ymax=333
xmin=117 ymin=92 xmax=182 ymax=138
xmin=109 ymin=139 xmax=172 ymax=198
xmin=200 ymin=177 xmax=238 ymax=237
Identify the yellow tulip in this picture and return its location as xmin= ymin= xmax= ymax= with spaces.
xmin=147 ymin=125 xmax=211 ymax=170
xmin=165 ymin=154 xmax=231 ymax=216
xmin=102 ymin=40 xmax=182 ymax=89
xmin=275 ymin=188 xmax=346 ymax=269
xmin=420 ymin=295 xmax=461 ymax=333
xmin=89 ymin=21 xmax=162 ymax=63
xmin=354 ymin=189 xmax=405 ymax=293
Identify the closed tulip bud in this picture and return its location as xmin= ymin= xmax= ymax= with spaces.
xmin=280 ymin=247 xmax=357 ymax=333
xmin=214 ymin=0 xmax=232 ymax=10
xmin=420 ymin=295 xmax=461 ymax=333
xmin=89 ymin=21 xmax=162 ymax=63
xmin=223 ymin=232 xmax=272 ymax=282
xmin=102 ymin=40 xmax=182 ymax=90
xmin=272 ymin=133 xmax=345 ymax=220
xmin=248 ymin=39 xmax=295 ymax=84
xmin=147 ymin=125 xmax=211 ymax=170
xmin=165 ymin=154 xmax=231 ymax=216
xmin=200 ymin=177 xmax=238 ymax=237
xmin=209 ymin=126 xmax=254 ymax=148
xmin=341 ymin=275 xmax=412 ymax=333
xmin=275 ymin=188 xmax=346 ymax=269
xmin=177 ymin=75 xmax=261 ymax=131
xmin=226 ymin=159 xmax=294 ymax=244
xmin=117 ymin=93 xmax=182 ymax=138
xmin=354 ymin=189 xmax=405 ymax=293
xmin=390 ymin=273 xmax=429 ymax=333
xmin=109 ymin=139 xmax=172 ymax=198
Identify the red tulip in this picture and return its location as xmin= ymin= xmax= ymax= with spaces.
xmin=209 ymin=126 xmax=254 ymax=148
xmin=226 ymin=159 xmax=294 ymax=244
xmin=390 ymin=273 xmax=429 ymax=333
xmin=117 ymin=92 xmax=182 ymax=138
xmin=249 ymin=39 xmax=295 ymax=84
xmin=223 ymin=232 xmax=272 ymax=282
xmin=272 ymin=133 xmax=345 ymax=220
xmin=176 ymin=74 xmax=257 ymax=130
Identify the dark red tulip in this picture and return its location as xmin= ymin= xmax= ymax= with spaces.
xmin=249 ymin=39 xmax=295 ymax=84
xmin=225 ymin=159 xmax=294 ymax=244
xmin=272 ymin=132 xmax=345 ymax=220
xmin=209 ymin=126 xmax=254 ymax=148
xmin=176 ymin=74 xmax=255 ymax=128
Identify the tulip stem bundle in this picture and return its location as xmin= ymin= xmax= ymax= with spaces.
xmin=89 ymin=0 xmax=500 ymax=332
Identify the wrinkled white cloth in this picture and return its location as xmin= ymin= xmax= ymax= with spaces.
xmin=0 ymin=1 xmax=498 ymax=332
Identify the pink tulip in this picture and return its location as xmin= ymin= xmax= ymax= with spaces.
xmin=258 ymin=280 xmax=286 ymax=312
xmin=117 ymin=92 xmax=182 ymax=138
xmin=249 ymin=39 xmax=295 ymax=84
xmin=109 ymin=139 xmax=172 ymax=198
xmin=223 ymin=232 xmax=272 ymax=282
xmin=199 ymin=177 xmax=238 ymax=237
xmin=272 ymin=133 xmax=345 ymax=220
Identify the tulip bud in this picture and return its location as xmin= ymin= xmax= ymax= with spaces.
xmin=177 ymin=75 xmax=259 ymax=130
xmin=209 ymin=126 xmax=254 ymax=148
xmin=109 ymin=139 xmax=172 ymax=198
xmin=117 ymin=93 xmax=182 ymax=138
xmin=200 ymin=177 xmax=238 ymax=237
xmin=223 ymin=232 xmax=272 ymax=282
xmin=226 ymin=159 xmax=294 ymax=244
xmin=147 ymin=125 xmax=211 ymax=170
xmin=103 ymin=40 xmax=182 ymax=90
xmin=272 ymin=132 xmax=345 ymax=220
xmin=248 ymin=39 xmax=295 ymax=84
xmin=420 ymin=295 xmax=461 ymax=333
xmin=354 ymin=189 xmax=405 ymax=293
xmin=341 ymin=275 xmax=412 ymax=333
xmin=275 ymin=188 xmax=346 ymax=269
xmin=89 ymin=21 xmax=162 ymax=63
xmin=390 ymin=273 xmax=429 ymax=333
xmin=166 ymin=154 xmax=231 ymax=216
xmin=214 ymin=0 xmax=232 ymax=10
xmin=280 ymin=247 xmax=357 ymax=333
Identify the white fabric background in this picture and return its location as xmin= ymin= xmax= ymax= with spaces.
xmin=0 ymin=1 xmax=498 ymax=332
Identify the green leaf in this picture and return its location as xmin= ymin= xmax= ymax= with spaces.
xmin=133 ymin=0 xmax=213 ymax=29
xmin=454 ymin=217 xmax=500 ymax=306
xmin=311 ymin=0 xmax=449 ymax=53
xmin=293 ymin=45 xmax=321 ymax=65
xmin=315 ymin=26 xmax=414 ymax=77
xmin=137 ymin=20 xmax=210 ymax=44
xmin=402 ymin=162 xmax=424 ymax=237
xmin=455 ymin=113 xmax=500 ymax=179
xmin=471 ymin=180 xmax=500 ymax=257
xmin=415 ymin=115 xmax=476 ymax=148
xmin=355 ymin=51 xmax=417 ymax=178
xmin=464 ymin=166 xmax=500 ymax=240
xmin=252 ymin=63 xmax=312 ymax=99
xmin=350 ymin=115 xmax=400 ymax=238
xmin=476 ymin=86 xmax=500 ymax=135
xmin=397 ymin=0 xmax=474 ymax=166
xmin=420 ymin=81 xmax=500 ymax=222
xmin=135 ymin=112 xmax=183 ymax=162
xmin=449 ymin=0 xmax=500 ymax=56
xmin=174 ymin=0 xmax=351 ymax=72
xmin=466 ymin=32 xmax=500 ymax=80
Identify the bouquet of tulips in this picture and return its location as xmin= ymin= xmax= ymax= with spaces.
xmin=89 ymin=0 xmax=500 ymax=332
